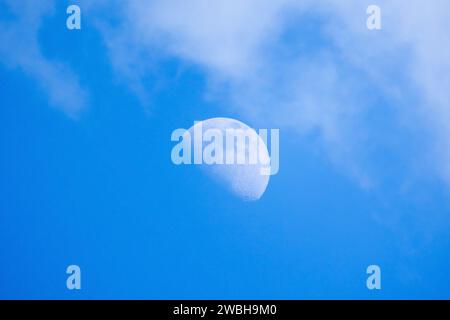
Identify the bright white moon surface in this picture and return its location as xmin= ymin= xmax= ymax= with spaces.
xmin=186 ymin=117 xmax=270 ymax=201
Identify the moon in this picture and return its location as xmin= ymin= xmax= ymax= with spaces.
xmin=187 ymin=117 xmax=270 ymax=201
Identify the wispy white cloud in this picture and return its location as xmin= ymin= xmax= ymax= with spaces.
xmin=86 ymin=0 xmax=376 ymax=185
xmin=3 ymin=0 xmax=448 ymax=184
xmin=322 ymin=0 xmax=450 ymax=182
xmin=85 ymin=0 xmax=450 ymax=187
xmin=0 ymin=0 xmax=88 ymax=117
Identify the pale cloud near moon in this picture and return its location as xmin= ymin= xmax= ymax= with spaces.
xmin=2 ymin=0 xmax=450 ymax=186
xmin=92 ymin=0 xmax=450 ymax=187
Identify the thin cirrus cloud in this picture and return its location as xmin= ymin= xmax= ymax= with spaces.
xmin=2 ymin=0 xmax=450 ymax=187
xmin=0 ymin=0 xmax=88 ymax=117
xmin=326 ymin=0 xmax=450 ymax=182
xmin=90 ymin=0 xmax=450 ymax=187
xmin=87 ymin=0 xmax=374 ymax=186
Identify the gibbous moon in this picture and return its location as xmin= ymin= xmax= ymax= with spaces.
xmin=187 ymin=117 xmax=270 ymax=201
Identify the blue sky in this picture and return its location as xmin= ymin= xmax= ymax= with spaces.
xmin=1 ymin=0 xmax=450 ymax=299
